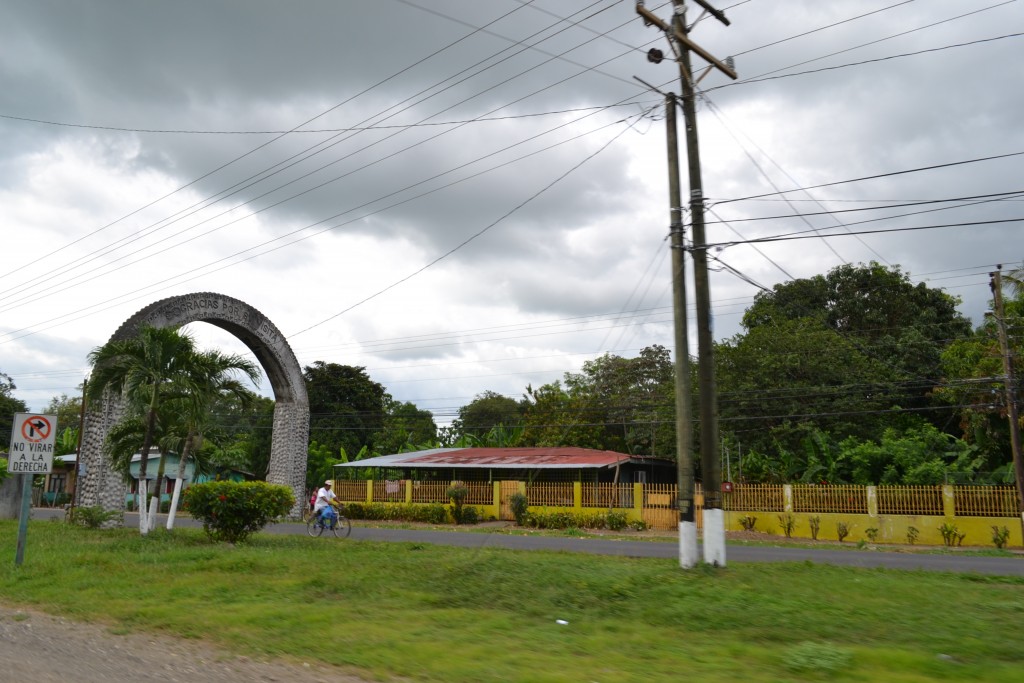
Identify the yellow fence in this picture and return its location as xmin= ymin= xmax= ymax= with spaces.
xmin=330 ymin=480 xmax=1022 ymax=546
xmin=725 ymin=484 xmax=784 ymax=512
xmin=876 ymin=486 xmax=943 ymax=516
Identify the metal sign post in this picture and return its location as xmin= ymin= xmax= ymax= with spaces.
xmin=8 ymin=413 xmax=58 ymax=566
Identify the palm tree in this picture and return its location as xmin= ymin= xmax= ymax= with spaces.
xmin=1006 ymin=261 xmax=1024 ymax=297
xmin=166 ymin=348 xmax=260 ymax=530
xmin=87 ymin=325 xmax=200 ymax=534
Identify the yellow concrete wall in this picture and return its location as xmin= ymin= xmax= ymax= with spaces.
xmin=725 ymin=510 xmax=1023 ymax=547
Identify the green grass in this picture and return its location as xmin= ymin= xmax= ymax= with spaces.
xmin=2 ymin=519 xmax=1024 ymax=682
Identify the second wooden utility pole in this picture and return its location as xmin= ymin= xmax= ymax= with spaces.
xmin=990 ymin=268 xmax=1024 ymax=525
xmin=636 ymin=0 xmax=736 ymax=566
xmin=665 ymin=91 xmax=697 ymax=568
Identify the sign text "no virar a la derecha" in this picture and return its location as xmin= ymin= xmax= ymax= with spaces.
xmin=7 ymin=413 xmax=58 ymax=474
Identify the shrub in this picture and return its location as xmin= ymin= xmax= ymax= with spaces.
xmin=508 ymin=492 xmax=529 ymax=526
xmin=836 ymin=521 xmax=850 ymax=543
xmin=992 ymin=525 xmax=1011 ymax=549
xmin=343 ymin=502 xmax=454 ymax=524
xmin=447 ymin=484 xmax=470 ymax=524
xmin=906 ymin=526 xmax=919 ymax=545
xmin=738 ymin=515 xmax=757 ymax=532
xmin=865 ymin=527 xmax=879 ymax=543
xmin=607 ymin=511 xmax=628 ymax=531
xmin=809 ymin=516 xmax=821 ymax=541
xmin=778 ymin=514 xmax=796 ymax=538
xmin=522 ymin=510 xmax=631 ymax=531
xmin=69 ymin=505 xmax=123 ymax=529
xmin=938 ymin=523 xmax=965 ymax=547
xmin=183 ymin=481 xmax=294 ymax=543
xmin=628 ymin=519 xmax=648 ymax=531
xmin=459 ymin=505 xmax=481 ymax=525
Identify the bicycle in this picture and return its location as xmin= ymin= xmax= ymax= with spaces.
xmin=306 ymin=504 xmax=351 ymax=538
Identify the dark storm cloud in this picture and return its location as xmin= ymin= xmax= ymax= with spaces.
xmin=2 ymin=0 xmax=1022 ymax=411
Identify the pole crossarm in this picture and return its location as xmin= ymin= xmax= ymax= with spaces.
xmin=635 ymin=3 xmax=738 ymax=80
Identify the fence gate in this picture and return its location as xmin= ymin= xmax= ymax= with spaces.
xmin=499 ymin=481 xmax=520 ymax=521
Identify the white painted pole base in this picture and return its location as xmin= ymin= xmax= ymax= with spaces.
xmin=137 ymin=485 xmax=149 ymax=536
xmin=148 ymin=496 xmax=160 ymax=532
xmin=166 ymin=478 xmax=185 ymax=530
xmin=679 ymin=521 xmax=699 ymax=569
xmin=703 ymin=508 xmax=726 ymax=567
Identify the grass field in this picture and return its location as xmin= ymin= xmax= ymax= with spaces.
xmin=2 ymin=520 xmax=1023 ymax=682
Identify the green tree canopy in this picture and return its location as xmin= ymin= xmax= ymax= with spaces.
xmin=521 ymin=345 xmax=676 ymax=457
xmin=720 ymin=263 xmax=973 ymax=457
xmin=453 ymin=390 xmax=526 ymax=439
xmin=742 ymin=262 xmax=970 ymax=383
xmin=0 ymin=371 xmax=28 ymax=446
xmin=304 ymin=361 xmax=388 ymax=459
xmin=373 ymin=398 xmax=438 ymax=455
xmin=935 ymin=270 xmax=1024 ymax=476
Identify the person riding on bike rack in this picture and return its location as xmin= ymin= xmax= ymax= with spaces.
xmin=313 ymin=480 xmax=339 ymax=529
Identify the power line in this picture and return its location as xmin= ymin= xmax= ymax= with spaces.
xmin=699 ymin=216 xmax=1024 ymax=251
xmin=289 ymin=112 xmax=645 ymax=337
xmin=724 ymin=1 xmax=1018 ymax=84
xmin=0 ymin=108 xmax=642 ymax=341
xmin=731 ymin=0 xmax=918 ymax=58
xmin=1 ymin=3 xmax=651 ymax=317
xmin=712 ymin=151 xmax=1024 ymax=205
xmin=0 ymin=102 xmax=653 ymax=135
xmin=705 ymin=190 xmax=1024 ymax=223
xmin=0 ymin=1 xmax=545 ymax=283
xmin=711 ymin=32 xmax=1023 ymax=91
xmin=0 ymin=1 xmax=625 ymax=306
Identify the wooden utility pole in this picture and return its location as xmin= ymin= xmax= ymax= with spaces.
xmin=636 ymin=0 xmax=735 ymax=566
xmin=665 ymin=91 xmax=697 ymax=567
xmin=990 ymin=268 xmax=1024 ymax=519
xmin=68 ymin=377 xmax=88 ymax=520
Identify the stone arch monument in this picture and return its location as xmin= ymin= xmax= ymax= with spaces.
xmin=77 ymin=292 xmax=309 ymax=518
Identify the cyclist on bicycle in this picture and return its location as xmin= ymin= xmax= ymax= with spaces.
xmin=313 ymin=480 xmax=339 ymax=529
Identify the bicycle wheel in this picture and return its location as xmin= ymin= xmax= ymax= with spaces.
xmin=330 ymin=515 xmax=351 ymax=538
xmin=306 ymin=517 xmax=324 ymax=537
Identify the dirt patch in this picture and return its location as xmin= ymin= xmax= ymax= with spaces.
xmin=0 ymin=605 xmax=376 ymax=683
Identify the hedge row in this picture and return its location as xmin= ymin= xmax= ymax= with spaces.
xmin=342 ymin=502 xmax=485 ymax=525
xmin=523 ymin=509 xmax=640 ymax=531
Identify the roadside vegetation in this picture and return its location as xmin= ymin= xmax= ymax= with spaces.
xmin=1 ymin=520 xmax=1022 ymax=682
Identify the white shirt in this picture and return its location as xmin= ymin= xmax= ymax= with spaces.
xmin=314 ymin=486 xmax=337 ymax=512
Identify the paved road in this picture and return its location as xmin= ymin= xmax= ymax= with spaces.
xmin=37 ymin=507 xmax=1024 ymax=576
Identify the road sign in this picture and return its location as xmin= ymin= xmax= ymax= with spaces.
xmin=7 ymin=413 xmax=58 ymax=474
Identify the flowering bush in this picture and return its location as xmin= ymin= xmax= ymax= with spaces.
xmin=183 ymin=481 xmax=294 ymax=543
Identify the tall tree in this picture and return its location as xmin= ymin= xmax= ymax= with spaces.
xmin=569 ymin=345 xmax=675 ymax=457
xmin=304 ymin=362 xmax=388 ymax=458
xmin=936 ymin=275 xmax=1024 ymax=478
xmin=373 ymin=398 xmax=438 ymax=454
xmin=0 ymin=371 xmax=28 ymax=446
xmin=165 ymin=348 xmax=260 ymax=530
xmin=722 ymin=263 xmax=973 ymax=457
xmin=44 ymin=391 xmax=84 ymax=438
xmin=742 ymin=262 xmax=970 ymax=385
xmin=521 ymin=346 xmax=676 ymax=456
xmin=453 ymin=391 xmax=526 ymax=439
xmin=87 ymin=326 xmax=201 ymax=535
xmin=203 ymin=390 xmax=275 ymax=478
xmin=522 ymin=379 xmax=607 ymax=449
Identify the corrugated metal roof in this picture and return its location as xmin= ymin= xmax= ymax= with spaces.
xmin=335 ymin=447 xmax=637 ymax=469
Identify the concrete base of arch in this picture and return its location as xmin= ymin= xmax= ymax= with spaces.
xmin=78 ymin=293 xmax=309 ymax=521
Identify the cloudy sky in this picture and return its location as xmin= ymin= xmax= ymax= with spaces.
xmin=2 ymin=0 xmax=1022 ymax=425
